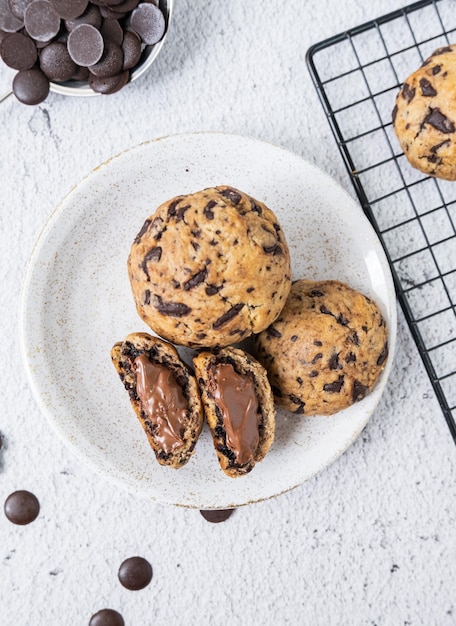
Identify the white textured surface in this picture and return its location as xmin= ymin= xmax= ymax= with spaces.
xmin=0 ymin=1 xmax=455 ymax=625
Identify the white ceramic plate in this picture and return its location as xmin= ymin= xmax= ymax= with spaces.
xmin=20 ymin=132 xmax=397 ymax=509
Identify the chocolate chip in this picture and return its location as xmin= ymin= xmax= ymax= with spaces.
xmin=263 ymin=244 xmax=282 ymax=255
xmin=432 ymin=46 xmax=452 ymax=56
xmin=153 ymin=295 xmax=191 ymax=317
xmin=212 ymin=303 xmax=244 ymax=329
xmin=401 ymin=82 xmax=415 ymax=103
xmin=420 ymin=77 xmax=437 ymax=97
xmin=8 ymin=0 xmax=33 ymax=20
xmin=89 ymin=41 xmax=123 ymax=77
xmin=0 ymin=32 xmax=37 ymax=69
xmin=290 ymin=335 xmax=298 ymax=342
xmin=432 ymin=64 xmax=442 ymax=75
xmin=377 ymin=342 xmax=388 ymax=366
xmin=129 ymin=2 xmax=164 ymax=45
xmin=109 ymin=0 xmax=139 ymax=12
xmin=118 ymin=556 xmax=152 ymax=590
xmin=336 ymin=313 xmax=349 ymax=326
xmin=352 ymin=380 xmax=368 ymax=402
xmin=12 ymin=67 xmax=49 ymax=104
xmin=345 ymin=352 xmax=356 ymax=363
xmin=310 ymin=289 xmax=324 ymax=297
xmin=142 ymin=246 xmax=162 ymax=271
xmin=67 ymin=23 xmax=104 ymax=66
xmin=184 ymin=268 xmax=207 ymax=291
xmin=311 ymin=352 xmax=322 ymax=364
xmin=392 ymin=104 xmax=398 ymax=123
xmin=101 ymin=18 xmax=123 ymax=45
xmin=319 ymin=304 xmax=332 ymax=316
xmin=51 ymin=0 xmax=88 ymax=19
xmin=89 ymin=609 xmax=125 ymax=626
xmin=328 ymin=352 xmax=341 ymax=370
xmin=423 ymin=107 xmax=455 ymax=133
xmin=121 ymin=29 xmax=141 ymax=69
xmin=219 ymin=188 xmax=242 ymax=204
xmin=134 ymin=218 xmax=151 ymax=243
xmin=24 ymin=0 xmax=60 ymax=42
xmin=323 ymin=375 xmax=344 ymax=393
xmin=200 ymin=509 xmax=234 ymax=523
xmin=40 ymin=41 xmax=77 ymax=80
xmin=266 ymin=326 xmax=281 ymax=338
xmin=205 ymin=284 xmax=221 ymax=296
xmin=88 ymin=68 xmax=128 ymax=93
xmin=4 ymin=490 xmax=40 ymax=525
xmin=0 ymin=0 xmax=25 ymax=31
xmin=64 ymin=4 xmax=102 ymax=30
xmin=203 ymin=199 xmax=217 ymax=219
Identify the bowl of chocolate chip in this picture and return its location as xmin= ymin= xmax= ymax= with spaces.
xmin=0 ymin=0 xmax=173 ymax=104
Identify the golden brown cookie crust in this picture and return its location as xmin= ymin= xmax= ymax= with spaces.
xmin=253 ymin=280 xmax=388 ymax=416
xmin=393 ymin=45 xmax=456 ymax=180
xmin=128 ymin=186 xmax=291 ymax=348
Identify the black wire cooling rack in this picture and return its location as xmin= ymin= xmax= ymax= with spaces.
xmin=307 ymin=0 xmax=456 ymax=443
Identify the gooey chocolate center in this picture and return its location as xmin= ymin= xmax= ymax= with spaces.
xmin=212 ymin=363 xmax=260 ymax=465
xmin=133 ymin=354 xmax=187 ymax=454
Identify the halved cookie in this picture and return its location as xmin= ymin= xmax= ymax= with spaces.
xmin=193 ymin=347 xmax=275 ymax=478
xmin=111 ymin=332 xmax=204 ymax=468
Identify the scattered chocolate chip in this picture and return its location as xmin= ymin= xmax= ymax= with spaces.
xmin=423 ymin=107 xmax=455 ymax=133
xmin=89 ymin=609 xmax=124 ymax=626
xmin=266 ymin=326 xmax=281 ymax=338
xmin=212 ymin=303 xmax=244 ymax=329
xmin=432 ymin=64 xmax=442 ymax=75
xmin=12 ymin=67 xmax=49 ymax=104
xmin=401 ymin=82 xmax=415 ymax=103
xmin=200 ymin=509 xmax=234 ymax=523
xmin=420 ymin=77 xmax=437 ymax=97
xmin=118 ymin=556 xmax=153 ymax=590
xmin=205 ymin=284 xmax=221 ymax=296
xmin=323 ymin=375 xmax=344 ymax=393
xmin=153 ymin=295 xmax=191 ymax=317
xmin=310 ymin=289 xmax=324 ymax=297
xmin=319 ymin=304 xmax=332 ymax=316
xmin=129 ymin=1 xmax=164 ymax=45
xmin=0 ymin=32 xmax=37 ymax=69
xmin=290 ymin=335 xmax=298 ymax=342
xmin=432 ymin=46 xmax=452 ymax=56
xmin=4 ymin=490 xmax=40 ymax=525
xmin=263 ymin=243 xmax=282 ymax=255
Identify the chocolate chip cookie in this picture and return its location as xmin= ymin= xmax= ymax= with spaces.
xmin=252 ymin=280 xmax=388 ymax=416
xmin=193 ymin=347 xmax=275 ymax=477
xmin=111 ymin=332 xmax=204 ymax=468
xmin=128 ymin=186 xmax=291 ymax=348
xmin=392 ymin=44 xmax=456 ymax=180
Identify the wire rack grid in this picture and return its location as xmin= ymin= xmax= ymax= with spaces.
xmin=306 ymin=0 xmax=456 ymax=442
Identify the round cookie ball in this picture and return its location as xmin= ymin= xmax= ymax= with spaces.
xmin=128 ymin=186 xmax=291 ymax=348
xmin=252 ymin=279 xmax=388 ymax=416
xmin=392 ymin=44 xmax=456 ymax=180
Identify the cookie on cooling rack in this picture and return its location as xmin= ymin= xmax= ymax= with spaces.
xmin=393 ymin=44 xmax=456 ymax=180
